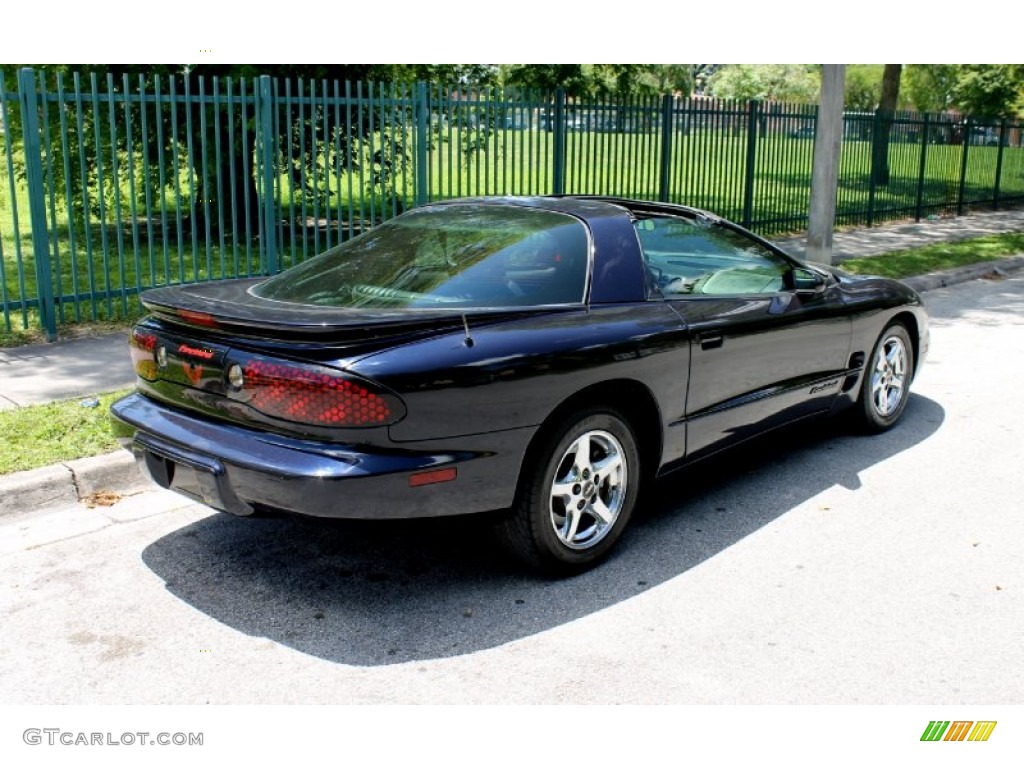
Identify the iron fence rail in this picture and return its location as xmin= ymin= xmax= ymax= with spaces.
xmin=2 ymin=67 xmax=1023 ymax=339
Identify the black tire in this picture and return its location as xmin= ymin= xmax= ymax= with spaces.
xmin=855 ymin=322 xmax=914 ymax=433
xmin=497 ymin=407 xmax=641 ymax=575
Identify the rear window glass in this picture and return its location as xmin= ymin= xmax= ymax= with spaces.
xmin=252 ymin=204 xmax=590 ymax=309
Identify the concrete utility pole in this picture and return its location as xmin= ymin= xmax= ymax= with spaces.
xmin=806 ymin=65 xmax=846 ymax=265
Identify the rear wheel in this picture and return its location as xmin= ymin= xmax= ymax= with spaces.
xmin=498 ymin=408 xmax=641 ymax=574
xmin=855 ymin=322 xmax=914 ymax=432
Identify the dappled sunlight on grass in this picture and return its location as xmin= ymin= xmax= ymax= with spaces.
xmin=841 ymin=233 xmax=1024 ymax=278
xmin=0 ymin=389 xmax=132 ymax=474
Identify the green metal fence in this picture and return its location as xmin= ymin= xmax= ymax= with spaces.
xmin=2 ymin=67 xmax=1023 ymax=340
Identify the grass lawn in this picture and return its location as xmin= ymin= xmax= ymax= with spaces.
xmin=0 ymin=389 xmax=131 ymax=474
xmin=839 ymin=232 xmax=1024 ymax=279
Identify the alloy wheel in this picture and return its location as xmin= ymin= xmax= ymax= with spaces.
xmin=870 ymin=334 xmax=908 ymax=417
xmin=548 ymin=429 xmax=628 ymax=550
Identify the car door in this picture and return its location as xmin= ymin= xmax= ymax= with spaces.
xmin=635 ymin=214 xmax=852 ymax=460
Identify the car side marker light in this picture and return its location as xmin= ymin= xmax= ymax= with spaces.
xmin=409 ymin=467 xmax=458 ymax=487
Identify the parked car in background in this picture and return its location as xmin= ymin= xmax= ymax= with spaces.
xmin=112 ymin=196 xmax=929 ymax=573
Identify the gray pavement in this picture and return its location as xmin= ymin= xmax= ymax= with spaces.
xmin=1 ymin=208 xmax=1023 ymax=518
xmin=0 ymin=331 xmax=133 ymax=410
xmin=774 ymin=206 xmax=1024 ymax=261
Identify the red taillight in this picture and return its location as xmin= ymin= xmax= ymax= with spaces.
xmin=241 ymin=359 xmax=402 ymax=427
xmin=177 ymin=309 xmax=219 ymax=328
xmin=129 ymin=329 xmax=159 ymax=381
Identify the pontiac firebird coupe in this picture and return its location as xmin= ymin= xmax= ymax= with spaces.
xmin=111 ymin=196 xmax=929 ymax=573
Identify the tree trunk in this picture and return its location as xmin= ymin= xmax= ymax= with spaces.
xmin=191 ymin=102 xmax=260 ymax=250
xmin=871 ymin=64 xmax=903 ymax=187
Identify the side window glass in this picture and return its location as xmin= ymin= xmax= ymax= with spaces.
xmin=634 ymin=216 xmax=789 ymax=296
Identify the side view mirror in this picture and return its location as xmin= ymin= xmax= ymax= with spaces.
xmin=792 ymin=267 xmax=826 ymax=295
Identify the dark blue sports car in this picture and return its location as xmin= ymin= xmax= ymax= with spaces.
xmin=112 ymin=196 xmax=929 ymax=573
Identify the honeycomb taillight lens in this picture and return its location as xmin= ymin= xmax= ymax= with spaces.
xmin=129 ymin=329 xmax=159 ymax=381
xmin=240 ymin=358 xmax=404 ymax=427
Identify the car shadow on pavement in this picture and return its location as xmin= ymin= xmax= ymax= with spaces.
xmin=141 ymin=394 xmax=945 ymax=667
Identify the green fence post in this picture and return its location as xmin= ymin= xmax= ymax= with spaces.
xmin=956 ymin=118 xmax=970 ymax=216
xmin=993 ymin=117 xmax=1007 ymax=209
xmin=415 ymin=81 xmax=430 ymax=207
xmin=258 ymin=75 xmax=278 ymax=274
xmin=914 ymin=113 xmax=930 ymax=221
xmin=741 ymin=100 xmax=760 ymax=228
xmin=867 ymin=109 xmax=880 ymax=227
xmin=17 ymin=68 xmax=57 ymax=341
xmin=552 ymin=87 xmax=566 ymax=195
xmin=658 ymin=94 xmax=674 ymax=203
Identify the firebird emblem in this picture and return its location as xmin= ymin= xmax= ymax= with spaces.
xmin=178 ymin=343 xmax=215 ymax=360
xmin=183 ymin=362 xmax=204 ymax=385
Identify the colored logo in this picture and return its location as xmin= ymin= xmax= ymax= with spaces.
xmin=178 ymin=343 xmax=215 ymax=360
xmin=921 ymin=721 xmax=997 ymax=742
xmin=183 ymin=361 xmax=204 ymax=386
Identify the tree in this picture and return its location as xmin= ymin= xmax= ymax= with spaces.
xmin=499 ymin=65 xmax=592 ymax=97
xmin=650 ymin=65 xmax=697 ymax=96
xmin=708 ymin=65 xmax=820 ymax=102
xmin=589 ymin=65 xmax=695 ymax=99
xmin=871 ymin=64 xmax=903 ymax=187
xmin=902 ymin=65 xmax=1024 ymax=118
xmin=369 ymin=64 xmax=497 ymax=87
xmin=951 ymin=64 xmax=1024 ymax=118
xmin=844 ymin=64 xmax=883 ymax=111
xmin=2 ymin=64 xmax=446 ymax=243
xmin=903 ymin=65 xmax=959 ymax=113
xmin=498 ymin=65 xmax=695 ymax=100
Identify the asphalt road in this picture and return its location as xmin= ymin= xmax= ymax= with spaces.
xmin=1 ymin=275 xmax=1022 ymax=705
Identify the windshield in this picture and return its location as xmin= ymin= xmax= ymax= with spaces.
xmin=252 ymin=204 xmax=590 ymax=309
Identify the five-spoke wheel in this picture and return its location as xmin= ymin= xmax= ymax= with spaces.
xmin=498 ymin=408 xmax=640 ymax=574
xmin=857 ymin=322 xmax=914 ymax=432
xmin=548 ymin=429 xmax=628 ymax=550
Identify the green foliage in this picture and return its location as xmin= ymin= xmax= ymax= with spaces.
xmin=2 ymin=65 xmax=427 ymax=239
xmin=370 ymin=65 xmax=498 ymax=86
xmin=904 ymin=65 xmax=959 ymax=113
xmin=500 ymin=65 xmax=591 ymax=96
xmin=648 ymin=65 xmax=697 ymax=97
xmin=588 ymin=65 xmax=694 ymax=98
xmin=844 ymin=65 xmax=884 ymax=111
xmin=498 ymin=65 xmax=695 ymax=99
xmin=708 ymin=65 xmax=820 ymax=103
xmin=904 ymin=65 xmax=1024 ymax=118
xmin=951 ymin=65 xmax=1024 ymax=118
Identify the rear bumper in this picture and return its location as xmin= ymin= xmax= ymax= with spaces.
xmin=110 ymin=392 xmax=531 ymax=519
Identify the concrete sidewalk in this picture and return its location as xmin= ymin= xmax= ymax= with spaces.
xmin=2 ymin=207 xmax=1024 ymax=518
xmin=0 ymin=332 xmax=134 ymax=410
xmin=774 ymin=206 xmax=1024 ymax=261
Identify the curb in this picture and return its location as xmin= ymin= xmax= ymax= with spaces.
xmin=1 ymin=256 xmax=1022 ymax=520
xmin=0 ymin=450 xmax=149 ymax=519
xmin=901 ymin=254 xmax=1024 ymax=293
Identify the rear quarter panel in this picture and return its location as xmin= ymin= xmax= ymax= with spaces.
xmin=348 ymin=304 xmax=690 ymax=447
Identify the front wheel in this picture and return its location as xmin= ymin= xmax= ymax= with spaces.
xmin=497 ymin=408 xmax=641 ymax=575
xmin=855 ymin=322 xmax=914 ymax=433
